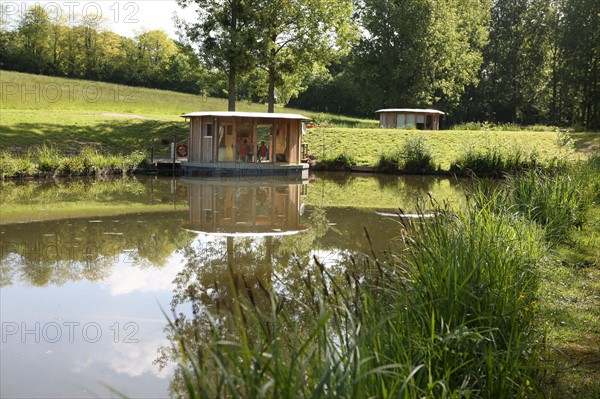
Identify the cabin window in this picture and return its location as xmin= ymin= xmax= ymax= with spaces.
xmin=396 ymin=114 xmax=405 ymax=128
xmin=203 ymin=123 xmax=213 ymax=137
xmin=416 ymin=114 xmax=425 ymax=129
xmin=406 ymin=114 xmax=415 ymax=128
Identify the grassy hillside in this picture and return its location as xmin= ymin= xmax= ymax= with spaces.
xmin=0 ymin=70 xmax=375 ymax=153
xmin=303 ymin=127 xmax=574 ymax=169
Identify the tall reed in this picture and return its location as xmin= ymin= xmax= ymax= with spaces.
xmin=468 ymin=163 xmax=595 ymax=243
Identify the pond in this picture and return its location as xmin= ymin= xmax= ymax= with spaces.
xmin=0 ymin=173 xmax=470 ymax=398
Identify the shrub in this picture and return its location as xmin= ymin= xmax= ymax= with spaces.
xmin=377 ymin=150 xmax=402 ymax=173
xmin=34 ymin=145 xmax=62 ymax=172
xmin=451 ymin=143 xmax=505 ymax=177
xmin=123 ymin=150 xmax=147 ymax=171
xmin=78 ymin=147 xmax=109 ymax=174
xmin=399 ymin=135 xmax=435 ymax=173
xmin=59 ymin=156 xmax=86 ymax=175
xmin=377 ymin=136 xmax=436 ymax=174
xmin=0 ymin=152 xmax=36 ymax=178
xmin=0 ymin=146 xmax=147 ymax=177
xmin=316 ymin=153 xmax=355 ymax=170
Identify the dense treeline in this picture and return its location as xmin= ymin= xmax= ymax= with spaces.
xmin=1 ymin=1 xmax=598 ymax=129
xmin=0 ymin=5 xmax=215 ymax=95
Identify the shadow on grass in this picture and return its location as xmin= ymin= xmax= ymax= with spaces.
xmin=544 ymin=343 xmax=600 ymax=398
xmin=571 ymin=132 xmax=600 ymax=153
xmin=0 ymin=119 xmax=188 ymax=154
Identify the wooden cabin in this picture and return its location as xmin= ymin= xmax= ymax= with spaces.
xmin=181 ymin=111 xmax=310 ymax=179
xmin=376 ymin=108 xmax=444 ymax=130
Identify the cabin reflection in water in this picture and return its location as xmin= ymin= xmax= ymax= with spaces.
xmin=181 ymin=180 xmax=309 ymax=236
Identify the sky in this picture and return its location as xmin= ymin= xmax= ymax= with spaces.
xmin=8 ymin=1 xmax=197 ymax=39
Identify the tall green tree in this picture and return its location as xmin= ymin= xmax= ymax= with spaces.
xmin=481 ymin=0 xmax=553 ymax=124
xmin=253 ymin=0 xmax=358 ymax=112
xmin=351 ymin=0 xmax=489 ymax=115
xmin=558 ymin=0 xmax=599 ymax=129
xmin=16 ymin=5 xmax=52 ymax=73
xmin=427 ymin=0 xmax=490 ymax=110
xmin=176 ymin=0 xmax=259 ymax=110
xmin=352 ymin=0 xmax=430 ymax=111
xmin=135 ymin=30 xmax=178 ymax=87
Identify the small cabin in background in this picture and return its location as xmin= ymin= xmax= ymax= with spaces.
xmin=181 ymin=111 xmax=310 ymax=179
xmin=376 ymin=108 xmax=444 ymax=130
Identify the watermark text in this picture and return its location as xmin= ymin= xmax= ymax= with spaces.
xmin=2 ymin=321 xmax=140 ymax=343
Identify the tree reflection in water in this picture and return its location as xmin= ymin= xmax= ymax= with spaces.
xmin=156 ymin=180 xmax=390 ymax=397
xmin=0 ymin=177 xmax=194 ymax=287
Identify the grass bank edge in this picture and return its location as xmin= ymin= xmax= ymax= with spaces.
xmin=0 ymin=145 xmax=147 ymax=179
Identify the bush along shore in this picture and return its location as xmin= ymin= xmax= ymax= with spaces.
xmin=0 ymin=146 xmax=146 ymax=179
xmin=164 ymin=156 xmax=599 ymax=398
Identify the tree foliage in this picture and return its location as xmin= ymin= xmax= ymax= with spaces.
xmin=176 ymin=0 xmax=259 ymax=110
xmin=556 ymin=0 xmax=599 ymax=129
xmin=252 ymin=0 xmax=358 ymax=112
xmin=292 ymin=0 xmax=490 ymax=118
xmin=175 ymin=0 xmax=358 ymax=112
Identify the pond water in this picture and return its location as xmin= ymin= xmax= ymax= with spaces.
xmin=0 ymin=173 xmax=470 ymax=398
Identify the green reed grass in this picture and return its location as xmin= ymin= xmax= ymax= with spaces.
xmin=163 ymin=157 xmax=597 ymax=398
xmin=467 ymin=161 xmax=595 ymax=243
xmin=0 ymin=151 xmax=36 ymax=178
xmin=0 ymin=146 xmax=146 ymax=178
xmin=449 ymin=132 xmax=579 ymax=177
xmin=315 ymin=153 xmax=356 ymax=171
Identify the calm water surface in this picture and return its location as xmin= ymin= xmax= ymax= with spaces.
xmin=0 ymin=173 xmax=469 ymax=398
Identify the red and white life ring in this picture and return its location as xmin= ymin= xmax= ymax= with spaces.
xmin=176 ymin=143 xmax=188 ymax=158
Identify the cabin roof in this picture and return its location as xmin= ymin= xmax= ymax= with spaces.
xmin=375 ymin=108 xmax=445 ymax=115
xmin=182 ymin=111 xmax=311 ymax=120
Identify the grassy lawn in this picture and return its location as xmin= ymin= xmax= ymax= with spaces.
xmin=540 ymin=206 xmax=600 ymax=397
xmin=0 ymin=109 xmax=188 ymax=154
xmin=303 ymin=127 xmax=599 ymax=169
xmin=2 ymin=71 xmax=597 ymax=168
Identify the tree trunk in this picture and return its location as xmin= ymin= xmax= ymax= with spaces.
xmin=267 ymin=68 xmax=275 ymax=113
xmin=228 ymin=0 xmax=238 ymax=112
xmin=228 ymin=63 xmax=236 ymax=111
